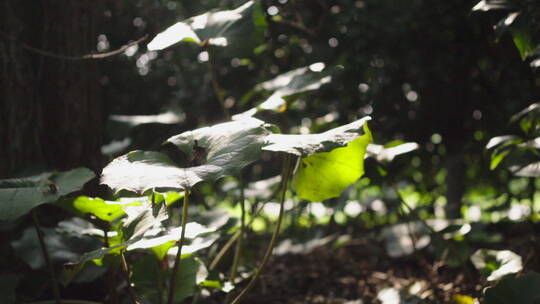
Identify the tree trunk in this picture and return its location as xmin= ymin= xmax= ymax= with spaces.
xmin=0 ymin=0 xmax=103 ymax=178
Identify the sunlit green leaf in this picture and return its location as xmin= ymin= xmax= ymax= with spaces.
xmin=292 ymin=123 xmax=372 ymax=201
xmin=0 ymin=168 xmax=95 ymax=221
xmin=72 ymin=196 xmax=131 ymax=222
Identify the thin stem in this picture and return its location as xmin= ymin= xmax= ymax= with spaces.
xmin=209 ymin=231 xmax=241 ymax=271
xmin=230 ymin=155 xmax=294 ymax=304
xmin=208 ymin=199 xmax=267 ymax=271
xmin=229 ymin=179 xmax=246 ymax=282
xmin=32 ymin=211 xmax=61 ymax=304
xmin=207 ymin=46 xmax=230 ymax=120
xmin=167 ymin=190 xmax=191 ymax=304
xmin=120 ymin=252 xmax=139 ymax=304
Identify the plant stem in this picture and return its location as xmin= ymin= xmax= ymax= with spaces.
xmin=229 ymin=179 xmax=246 ymax=282
xmin=167 ymin=189 xmax=191 ymax=304
xmin=230 ymin=155 xmax=294 ymax=304
xmin=120 ymin=252 xmax=138 ymax=304
xmin=208 ymin=199 xmax=268 ymax=271
xmin=207 ymin=46 xmax=230 ymax=120
xmin=32 ymin=210 xmax=61 ymax=304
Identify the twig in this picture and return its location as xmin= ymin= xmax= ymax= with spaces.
xmin=167 ymin=190 xmax=191 ymax=304
xmin=272 ymin=19 xmax=316 ymax=37
xmin=229 ymin=178 xmax=246 ymax=281
xmin=120 ymin=252 xmax=139 ymax=304
xmin=32 ymin=210 xmax=61 ymax=304
xmin=230 ymin=154 xmax=294 ymax=304
xmin=0 ymin=30 xmax=148 ymax=61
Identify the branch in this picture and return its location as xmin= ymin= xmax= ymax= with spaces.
xmin=0 ymin=30 xmax=148 ymax=61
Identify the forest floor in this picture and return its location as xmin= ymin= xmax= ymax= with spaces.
xmin=207 ymin=221 xmax=540 ymax=304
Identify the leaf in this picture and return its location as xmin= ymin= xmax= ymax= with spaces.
xmin=170 ymin=256 xmax=208 ymax=303
xmin=102 ymin=118 xmax=272 ymax=193
xmin=472 ymin=0 xmax=513 ymax=12
xmin=0 ymin=168 xmax=95 ymax=221
xmin=109 ymin=111 xmax=184 ymax=126
xmin=511 ymin=102 xmax=540 ymax=122
xmin=233 ymin=63 xmax=333 ymax=119
xmin=11 ymin=226 xmax=102 ymax=270
xmin=73 ymin=221 xmax=215 ymax=264
xmin=471 ymin=249 xmax=523 ymax=281
xmin=263 ymin=117 xmax=371 ymax=156
xmin=292 ymin=123 xmax=373 ymax=201
xmin=512 ymin=26 xmax=536 ymax=60
xmin=484 ymin=272 xmax=540 ymax=304
xmin=366 ymin=141 xmax=419 ymax=162
xmin=147 ymin=0 xmax=267 ymax=53
xmin=509 ymin=161 xmax=540 ymax=177
xmin=490 ymin=149 xmax=511 ymax=170
xmin=72 ymin=196 xmax=130 ymax=222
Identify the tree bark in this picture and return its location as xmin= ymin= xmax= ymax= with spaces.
xmin=0 ymin=0 xmax=103 ymax=178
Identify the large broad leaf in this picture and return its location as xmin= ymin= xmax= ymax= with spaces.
xmin=11 ymin=226 xmax=101 ymax=270
xmin=147 ymin=0 xmax=267 ymax=53
xmin=484 ymin=272 xmax=540 ymax=304
xmin=0 ymin=168 xmax=95 ymax=222
xmin=233 ymin=63 xmax=333 ymax=119
xmin=263 ymin=117 xmax=372 ymax=201
xmin=263 ymin=117 xmax=371 ymax=156
xmin=101 ymin=118 xmax=272 ymax=193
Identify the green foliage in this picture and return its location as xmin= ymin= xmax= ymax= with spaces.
xmin=293 ymin=123 xmax=372 ymax=201
xmin=102 ymin=118 xmax=272 ymax=193
xmin=147 ymin=0 xmax=267 ymax=56
xmin=484 ymin=272 xmax=540 ymax=304
xmin=0 ymin=168 xmax=95 ymax=221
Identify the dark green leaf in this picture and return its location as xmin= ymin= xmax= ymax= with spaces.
xmin=484 ymin=272 xmax=540 ymax=304
xmin=11 ymin=226 xmax=101 ymax=270
xmin=512 ymin=26 xmax=536 ymax=60
xmin=0 ymin=168 xmax=95 ymax=221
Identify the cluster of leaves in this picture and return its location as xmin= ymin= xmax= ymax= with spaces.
xmin=474 ymin=0 xmax=540 ymax=62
